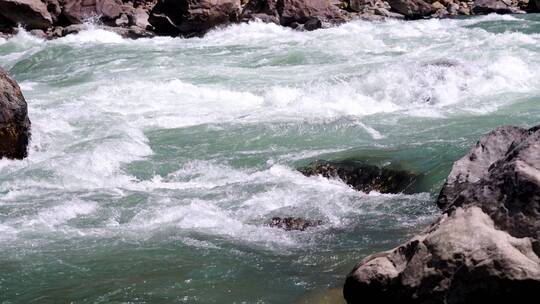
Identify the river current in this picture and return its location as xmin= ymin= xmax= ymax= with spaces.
xmin=1 ymin=14 xmax=540 ymax=303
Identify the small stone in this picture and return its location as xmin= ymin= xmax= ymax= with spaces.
xmin=115 ymin=13 xmax=129 ymax=27
xmin=432 ymin=1 xmax=446 ymax=9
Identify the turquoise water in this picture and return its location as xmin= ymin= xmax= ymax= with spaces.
xmin=1 ymin=14 xmax=540 ymax=303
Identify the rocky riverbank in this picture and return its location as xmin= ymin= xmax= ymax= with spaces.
xmin=1 ymin=0 xmax=540 ymax=39
xmin=343 ymin=125 xmax=540 ymax=303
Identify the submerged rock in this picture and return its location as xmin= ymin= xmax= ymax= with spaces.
xmin=0 ymin=68 xmax=31 ymax=159
xmin=268 ymin=217 xmax=322 ymax=231
xmin=343 ymin=125 xmax=540 ymax=304
xmin=298 ymin=160 xmax=418 ymax=194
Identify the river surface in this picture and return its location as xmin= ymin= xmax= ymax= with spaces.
xmin=1 ymin=14 xmax=540 ymax=303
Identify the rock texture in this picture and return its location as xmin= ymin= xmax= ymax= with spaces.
xmin=387 ymin=0 xmax=434 ymax=19
xmin=149 ymin=0 xmax=242 ymax=36
xmin=0 ymin=0 xmax=535 ymax=39
xmin=299 ymin=160 xmax=418 ymax=194
xmin=0 ymin=0 xmax=53 ymax=29
xmin=0 ymin=69 xmax=31 ymax=160
xmin=268 ymin=217 xmax=322 ymax=231
xmin=343 ymin=125 xmax=540 ymax=304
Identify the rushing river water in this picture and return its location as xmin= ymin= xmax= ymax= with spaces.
xmin=1 ymin=14 xmax=540 ymax=303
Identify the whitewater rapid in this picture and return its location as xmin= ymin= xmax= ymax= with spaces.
xmin=1 ymin=14 xmax=539 ymax=303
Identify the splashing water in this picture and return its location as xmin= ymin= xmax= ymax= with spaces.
xmin=1 ymin=14 xmax=540 ymax=303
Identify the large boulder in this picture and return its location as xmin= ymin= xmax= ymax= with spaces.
xmin=0 ymin=0 xmax=53 ymax=29
xmin=298 ymin=160 xmax=419 ymax=194
xmin=61 ymin=0 xmax=125 ymax=24
xmin=278 ymin=0 xmax=347 ymax=26
xmin=472 ymin=0 xmax=522 ymax=14
xmin=0 ymin=69 xmax=31 ymax=160
xmin=387 ymin=0 xmax=434 ymax=19
xmin=148 ymin=0 xmax=241 ymax=36
xmin=343 ymin=125 xmax=540 ymax=303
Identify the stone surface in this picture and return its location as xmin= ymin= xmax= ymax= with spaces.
xmin=0 ymin=68 xmax=31 ymax=159
xmin=299 ymin=160 xmax=418 ymax=194
xmin=343 ymin=125 xmax=540 ymax=304
xmin=0 ymin=0 xmax=53 ymax=29
xmin=437 ymin=126 xmax=531 ymax=210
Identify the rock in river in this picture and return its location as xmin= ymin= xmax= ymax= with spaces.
xmin=343 ymin=125 xmax=540 ymax=304
xmin=0 ymin=68 xmax=31 ymax=159
xmin=268 ymin=217 xmax=322 ymax=231
xmin=298 ymin=160 xmax=418 ymax=194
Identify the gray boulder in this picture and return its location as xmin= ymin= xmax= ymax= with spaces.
xmin=0 ymin=69 xmax=31 ymax=160
xmin=343 ymin=125 xmax=540 ymax=303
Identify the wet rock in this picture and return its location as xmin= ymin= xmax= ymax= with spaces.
xmin=304 ymin=16 xmax=323 ymax=31
xmin=268 ymin=217 xmax=322 ymax=231
xmin=108 ymin=25 xmax=155 ymax=38
xmin=62 ymin=23 xmax=86 ymax=35
xmin=343 ymin=125 xmax=540 ymax=304
xmin=29 ymin=28 xmax=47 ymax=38
xmin=299 ymin=160 xmax=418 ymax=194
xmin=387 ymin=0 xmax=434 ymax=19
xmin=0 ymin=68 xmax=31 ymax=160
xmin=0 ymin=0 xmax=53 ymax=29
xmin=149 ymin=0 xmax=241 ymax=36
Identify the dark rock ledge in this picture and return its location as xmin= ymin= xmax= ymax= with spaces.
xmin=343 ymin=125 xmax=540 ymax=303
xmin=0 ymin=68 xmax=31 ymax=160
xmin=298 ymin=160 xmax=419 ymax=194
xmin=0 ymin=0 xmax=539 ymax=40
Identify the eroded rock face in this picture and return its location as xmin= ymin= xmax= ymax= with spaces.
xmin=298 ymin=160 xmax=418 ymax=194
xmin=0 ymin=69 xmax=31 ymax=160
xmin=0 ymin=0 xmax=53 ymax=29
xmin=268 ymin=217 xmax=322 ymax=231
xmin=149 ymin=0 xmax=241 ymax=36
xmin=343 ymin=125 xmax=540 ymax=304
